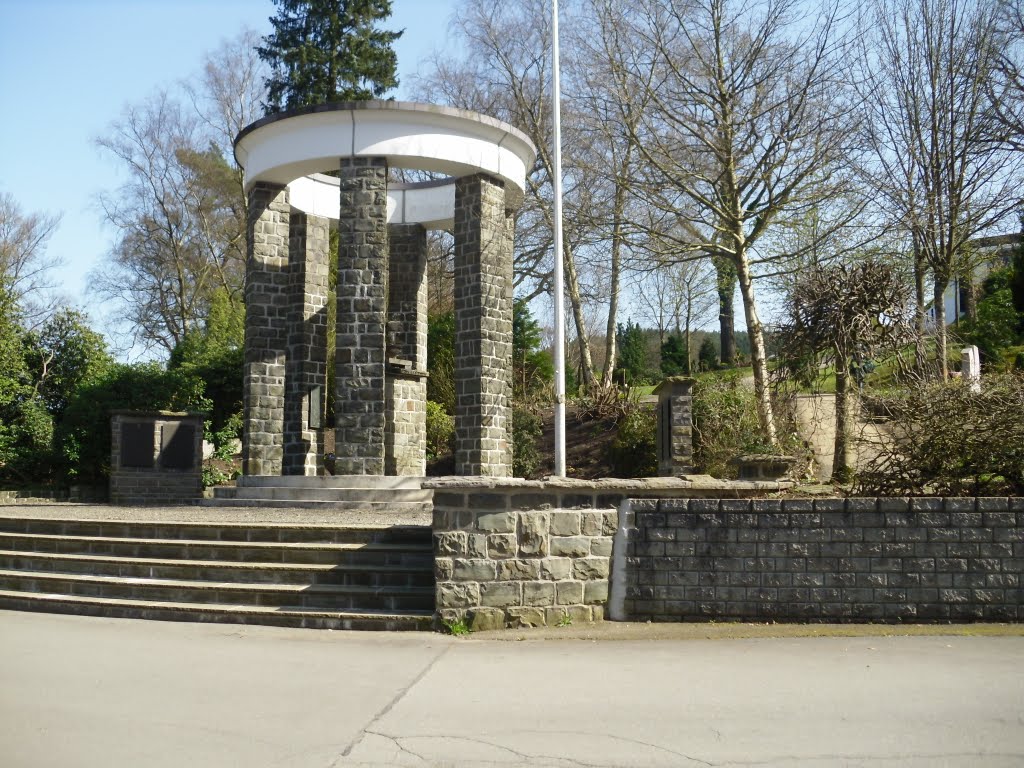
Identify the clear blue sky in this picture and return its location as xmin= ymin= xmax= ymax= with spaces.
xmin=0 ymin=0 xmax=459 ymax=314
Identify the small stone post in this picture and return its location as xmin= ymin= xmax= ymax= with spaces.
xmin=654 ymin=376 xmax=695 ymax=477
xmin=961 ymin=345 xmax=981 ymax=393
xmin=243 ymin=182 xmax=290 ymax=476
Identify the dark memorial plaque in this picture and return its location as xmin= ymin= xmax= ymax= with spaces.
xmin=120 ymin=422 xmax=155 ymax=468
xmin=309 ymin=385 xmax=322 ymax=429
xmin=160 ymin=423 xmax=195 ymax=469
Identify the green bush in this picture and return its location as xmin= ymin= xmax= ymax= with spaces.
xmin=691 ymin=372 xmax=768 ymax=477
xmin=607 ymin=403 xmax=657 ymax=478
xmin=425 ymin=400 xmax=454 ymax=460
xmin=512 ymin=407 xmax=543 ymax=478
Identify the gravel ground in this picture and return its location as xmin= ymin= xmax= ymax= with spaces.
xmin=0 ymin=503 xmax=431 ymax=527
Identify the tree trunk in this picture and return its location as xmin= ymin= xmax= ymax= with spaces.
xmin=734 ymin=253 xmax=779 ymax=449
xmin=934 ymin=278 xmax=949 ymax=379
xmin=563 ymin=240 xmax=597 ymax=389
xmin=832 ymin=362 xmax=852 ymax=483
xmin=684 ymin=300 xmax=693 ymax=376
xmin=961 ymin=273 xmax=977 ymax=322
xmin=913 ymin=242 xmax=927 ymax=376
xmin=715 ymin=256 xmax=736 ymax=366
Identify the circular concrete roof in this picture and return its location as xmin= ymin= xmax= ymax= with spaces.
xmin=234 ymin=101 xmax=537 ymax=221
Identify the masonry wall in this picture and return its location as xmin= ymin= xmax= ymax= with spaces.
xmin=623 ymin=498 xmax=1024 ymax=622
xmin=432 ymin=484 xmax=620 ymax=630
xmin=110 ymin=413 xmax=204 ymax=505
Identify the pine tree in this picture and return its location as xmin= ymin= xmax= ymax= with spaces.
xmin=257 ymin=0 xmax=403 ymax=114
xmin=660 ymin=333 xmax=689 ymax=377
xmin=616 ymin=320 xmax=652 ymax=385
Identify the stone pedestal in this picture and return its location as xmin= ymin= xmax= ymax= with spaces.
xmin=453 ymin=175 xmax=514 ymax=477
xmin=334 ymin=157 xmax=389 ymax=475
xmin=243 ymin=182 xmax=290 ymax=476
xmin=655 ymin=376 xmax=695 ymax=477
xmin=283 ymin=212 xmax=329 ymax=475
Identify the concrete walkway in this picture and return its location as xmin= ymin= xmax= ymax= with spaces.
xmin=2 ymin=610 xmax=1022 ymax=767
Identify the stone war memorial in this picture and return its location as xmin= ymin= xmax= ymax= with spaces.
xmin=234 ymin=101 xmax=535 ymax=481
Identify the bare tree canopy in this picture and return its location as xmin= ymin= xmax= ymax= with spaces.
xmin=0 ymin=192 xmax=62 ymax=324
xmin=92 ymin=31 xmax=266 ymax=356
xmin=619 ymin=0 xmax=859 ymax=446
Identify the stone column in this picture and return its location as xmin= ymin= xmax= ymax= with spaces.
xmin=334 ymin=157 xmax=389 ymax=475
xmin=283 ymin=212 xmax=330 ymax=475
xmin=654 ymin=376 xmax=695 ymax=477
xmin=243 ymin=182 xmax=290 ymax=476
xmin=386 ymin=224 xmax=428 ymax=476
xmin=453 ymin=174 xmax=513 ymax=476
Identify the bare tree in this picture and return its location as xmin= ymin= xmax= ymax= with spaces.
xmin=0 ymin=193 xmax=62 ymax=325
xmin=856 ymin=0 xmax=1021 ymax=378
xmin=93 ymin=32 xmax=265 ymax=355
xmin=413 ymin=0 xmax=611 ymax=389
xmin=777 ymin=259 xmax=915 ymax=482
xmin=621 ymin=0 xmax=859 ymax=447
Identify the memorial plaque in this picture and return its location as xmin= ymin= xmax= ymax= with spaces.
xmin=160 ymin=423 xmax=195 ymax=469
xmin=120 ymin=422 xmax=155 ymax=468
xmin=309 ymin=385 xmax=322 ymax=429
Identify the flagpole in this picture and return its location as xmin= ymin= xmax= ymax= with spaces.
xmin=551 ymin=0 xmax=567 ymax=478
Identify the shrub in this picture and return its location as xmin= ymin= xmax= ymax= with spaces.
xmin=691 ymin=372 xmax=768 ymax=477
xmin=425 ymin=400 xmax=454 ymax=460
xmin=857 ymin=373 xmax=1024 ymax=495
xmin=607 ymin=402 xmax=657 ymax=477
xmin=512 ymin=407 xmax=544 ymax=478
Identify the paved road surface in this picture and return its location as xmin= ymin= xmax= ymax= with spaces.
xmin=1 ymin=610 xmax=1022 ymax=767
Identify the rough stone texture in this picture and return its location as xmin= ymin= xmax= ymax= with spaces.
xmin=433 ymin=487 xmax=615 ymax=627
xmin=110 ymin=413 xmax=203 ymax=504
xmin=283 ymin=212 xmax=329 ymax=476
xmin=335 ymin=157 xmax=389 ymax=475
xmin=655 ymin=377 xmax=694 ymax=476
xmin=453 ymin=175 xmax=513 ymax=477
xmin=624 ymin=497 xmax=1024 ymax=623
xmin=243 ymin=182 xmax=290 ymax=476
xmin=385 ymin=224 xmax=428 ymax=476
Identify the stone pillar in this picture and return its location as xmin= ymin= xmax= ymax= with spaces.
xmin=453 ymin=174 xmax=513 ymax=476
xmin=654 ymin=376 xmax=695 ymax=477
xmin=386 ymin=224 xmax=428 ymax=476
xmin=334 ymin=157 xmax=389 ymax=475
xmin=243 ymin=182 xmax=290 ymax=476
xmin=283 ymin=212 xmax=330 ymax=475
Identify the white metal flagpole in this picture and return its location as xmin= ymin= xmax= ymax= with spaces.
xmin=551 ymin=0 xmax=567 ymax=478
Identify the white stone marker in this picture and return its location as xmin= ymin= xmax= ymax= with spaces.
xmin=961 ymin=345 xmax=981 ymax=393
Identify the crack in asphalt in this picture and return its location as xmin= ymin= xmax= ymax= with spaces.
xmin=330 ymin=644 xmax=452 ymax=766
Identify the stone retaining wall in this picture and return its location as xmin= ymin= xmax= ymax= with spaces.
xmin=427 ymin=477 xmax=789 ymax=629
xmin=620 ymin=497 xmax=1024 ymax=622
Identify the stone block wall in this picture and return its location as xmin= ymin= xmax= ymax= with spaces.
xmin=335 ymin=156 xmax=389 ymax=475
xmin=620 ymin=498 xmax=1024 ymax=622
xmin=431 ymin=483 xmax=620 ymax=630
xmin=386 ymin=374 xmax=427 ymax=476
xmin=110 ymin=412 xmax=203 ymax=505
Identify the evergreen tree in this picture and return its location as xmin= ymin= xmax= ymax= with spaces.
xmin=660 ymin=333 xmax=689 ymax=377
xmin=513 ymin=298 xmax=554 ymax=404
xmin=698 ymin=337 xmax=719 ymax=371
xmin=616 ymin=320 xmax=652 ymax=385
xmin=258 ymin=0 xmax=403 ymax=114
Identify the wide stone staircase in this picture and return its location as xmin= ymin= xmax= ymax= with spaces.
xmin=0 ymin=514 xmax=436 ymax=631
xmin=207 ymin=475 xmax=433 ymax=512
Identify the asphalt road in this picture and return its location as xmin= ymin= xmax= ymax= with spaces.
xmin=1 ymin=610 xmax=1022 ymax=767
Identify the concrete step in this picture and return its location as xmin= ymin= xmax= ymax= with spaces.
xmin=0 ymin=551 xmax=435 ymax=589
xmin=236 ymin=475 xmax=426 ymax=490
xmin=0 ymin=590 xmax=435 ymax=631
xmin=0 ymin=570 xmax=436 ymax=612
xmin=0 ymin=518 xmax=432 ymax=545
xmin=0 ymin=532 xmax=433 ymax=566
xmin=202 ymin=497 xmax=433 ymax=512
xmin=216 ymin=486 xmax=432 ymax=503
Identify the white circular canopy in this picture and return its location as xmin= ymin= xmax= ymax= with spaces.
xmin=234 ymin=101 xmax=536 ymax=228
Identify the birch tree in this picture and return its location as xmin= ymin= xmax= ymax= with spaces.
xmin=621 ymin=0 xmax=858 ymax=446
